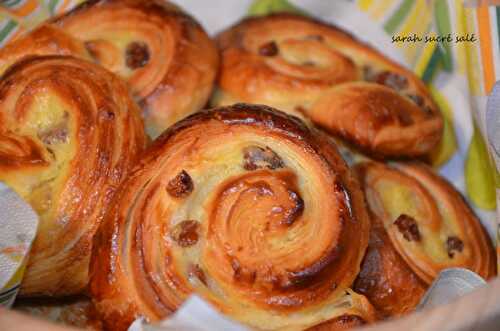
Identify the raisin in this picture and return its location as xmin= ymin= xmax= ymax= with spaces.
xmin=125 ymin=41 xmax=150 ymax=69
xmin=170 ymin=220 xmax=200 ymax=247
xmin=166 ymin=170 xmax=194 ymax=198
xmin=446 ymin=236 xmax=464 ymax=258
xmin=394 ymin=214 xmax=421 ymax=242
xmin=188 ymin=264 xmax=207 ymax=285
xmin=372 ymin=71 xmax=409 ymax=90
xmin=243 ymin=146 xmax=284 ymax=170
xmin=280 ymin=190 xmax=304 ymax=226
xmin=259 ymin=41 xmax=279 ymax=56
xmin=38 ymin=113 xmax=69 ymax=145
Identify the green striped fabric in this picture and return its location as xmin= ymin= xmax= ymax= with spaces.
xmin=0 ymin=20 xmax=17 ymax=43
xmin=383 ymin=0 xmax=414 ymax=34
xmin=3 ymin=0 xmax=23 ymax=8
xmin=434 ymin=0 xmax=453 ymax=71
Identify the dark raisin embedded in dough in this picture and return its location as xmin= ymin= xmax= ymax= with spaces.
xmin=99 ymin=105 xmax=115 ymax=121
xmin=373 ymin=71 xmax=409 ymax=90
xmin=170 ymin=220 xmax=200 ymax=247
xmin=243 ymin=146 xmax=285 ymax=170
xmin=446 ymin=236 xmax=464 ymax=258
xmin=281 ymin=190 xmax=304 ymax=226
xmin=38 ymin=112 xmax=69 ymax=145
xmin=167 ymin=170 xmax=194 ymax=198
xmin=259 ymin=41 xmax=279 ymax=56
xmin=188 ymin=264 xmax=207 ymax=285
xmin=230 ymin=256 xmax=256 ymax=284
xmin=125 ymin=41 xmax=150 ymax=69
xmin=394 ymin=214 xmax=421 ymax=242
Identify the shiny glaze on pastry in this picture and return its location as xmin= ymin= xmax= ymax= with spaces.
xmin=214 ymin=14 xmax=443 ymax=158
xmin=52 ymin=0 xmax=219 ymax=138
xmin=0 ymin=25 xmax=91 ymax=75
xmin=353 ymin=216 xmax=427 ymax=317
xmin=90 ymin=104 xmax=375 ymax=331
xmin=355 ymin=161 xmax=496 ymax=284
xmin=0 ymin=56 xmax=146 ymax=296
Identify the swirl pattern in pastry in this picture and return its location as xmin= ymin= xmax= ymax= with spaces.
xmin=355 ymin=161 xmax=496 ymax=284
xmin=0 ymin=55 xmax=146 ymax=296
xmin=90 ymin=104 xmax=374 ymax=331
xmin=52 ymin=0 xmax=219 ymax=138
xmin=0 ymin=25 xmax=91 ymax=76
xmin=214 ymin=14 xmax=442 ymax=158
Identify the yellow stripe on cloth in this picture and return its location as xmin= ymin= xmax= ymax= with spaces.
xmin=357 ymin=0 xmax=374 ymax=12
xmin=370 ymin=0 xmax=396 ymax=21
xmin=396 ymin=0 xmax=432 ymax=62
xmin=454 ymin=0 xmax=467 ymax=75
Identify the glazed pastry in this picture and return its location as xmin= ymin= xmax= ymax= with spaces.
xmin=0 ymin=25 xmax=91 ymax=75
xmin=353 ymin=217 xmax=427 ymax=317
xmin=355 ymin=161 xmax=496 ymax=284
xmin=215 ymin=14 xmax=443 ymax=158
xmin=90 ymin=104 xmax=375 ymax=331
xmin=0 ymin=56 xmax=146 ymax=296
xmin=51 ymin=0 xmax=219 ymax=138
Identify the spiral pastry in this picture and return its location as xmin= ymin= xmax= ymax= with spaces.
xmin=51 ymin=0 xmax=219 ymax=138
xmin=355 ymin=162 xmax=496 ymax=284
xmin=0 ymin=56 xmax=146 ymax=296
xmin=215 ymin=14 xmax=443 ymax=158
xmin=353 ymin=217 xmax=427 ymax=317
xmin=90 ymin=104 xmax=375 ymax=331
xmin=0 ymin=25 xmax=90 ymax=76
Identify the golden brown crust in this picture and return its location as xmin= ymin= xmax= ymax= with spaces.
xmin=214 ymin=13 xmax=442 ymax=158
xmin=355 ymin=161 xmax=496 ymax=284
xmin=51 ymin=0 xmax=219 ymax=138
xmin=0 ymin=25 xmax=91 ymax=75
xmin=353 ymin=216 xmax=427 ymax=318
xmin=90 ymin=103 xmax=373 ymax=331
xmin=0 ymin=55 xmax=146 ymax=296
